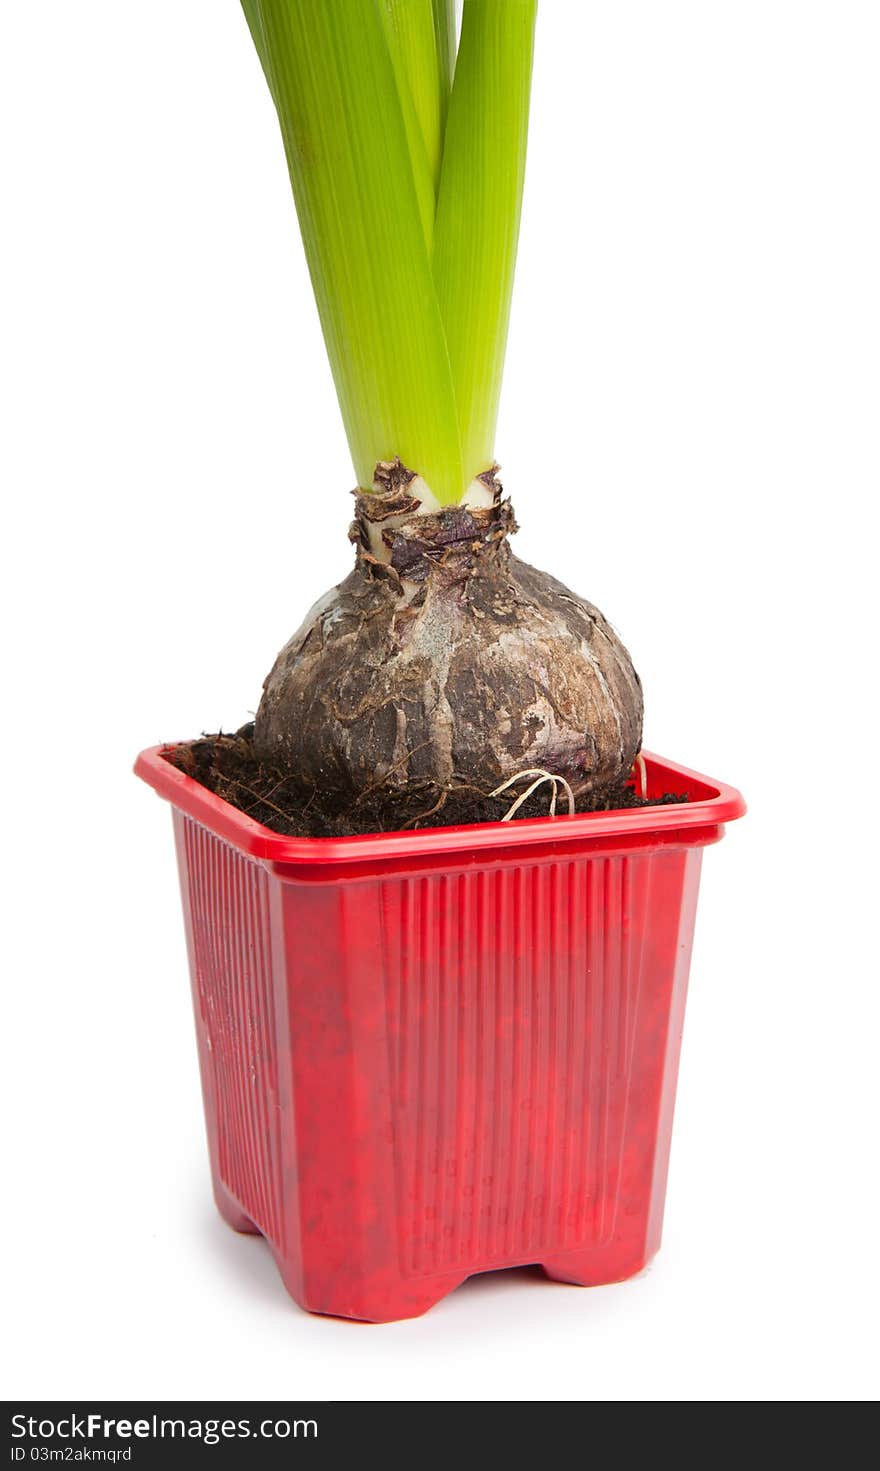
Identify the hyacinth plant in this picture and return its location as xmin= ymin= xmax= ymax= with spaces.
xmin=236 ymin=1 xmax=643 ymax=827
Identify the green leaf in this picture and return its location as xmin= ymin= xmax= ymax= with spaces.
xmin=432 ymin=1 xmax=457 ymax=137
xmin=379 ymin=1 xmax=452 ymax=197
xmin=243 ymin=0 xmax=463 ymax=502
xmin=433 ymin=0 xmax=537 ymax=484
xmin=240 ymin=0 xmax=269 ymax=82
xmin=377 ymin=2 xmax=440 ymax=247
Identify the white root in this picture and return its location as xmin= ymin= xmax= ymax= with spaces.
xmin=634 ymin=750 xmax=648 ymax=799
xmin=490 ymin=767 xmax=576 ymax=822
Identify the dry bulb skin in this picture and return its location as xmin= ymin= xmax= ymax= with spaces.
xmin=254 ymin=463 xmax=644 ymax=818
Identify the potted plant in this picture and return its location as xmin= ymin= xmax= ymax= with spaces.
xmin=137 ymin=0 xmax=744 ymax=1323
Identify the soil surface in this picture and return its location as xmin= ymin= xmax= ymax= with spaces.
xmin=164 ymin=726 xmax=688 ymax=838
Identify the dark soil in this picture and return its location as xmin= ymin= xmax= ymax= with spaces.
xmin=164 ymin=726 xmax=688 ymax=838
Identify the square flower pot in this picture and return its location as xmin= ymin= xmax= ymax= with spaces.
xmin=136 ymin=745 xmax=744 ymax=1322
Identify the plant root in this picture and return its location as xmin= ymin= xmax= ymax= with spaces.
xmin=490 ymin=768 xmax=576 ymax=820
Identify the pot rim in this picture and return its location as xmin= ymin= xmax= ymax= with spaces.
xmin=135 ymin=744 xmax=745 ymax=867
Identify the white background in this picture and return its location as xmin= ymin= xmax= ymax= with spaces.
xmin=2 ymin=2 xmax=878 ymax=1403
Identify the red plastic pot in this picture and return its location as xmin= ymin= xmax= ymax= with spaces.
xmin=136 ymin=745 xmax=744 ymax=1322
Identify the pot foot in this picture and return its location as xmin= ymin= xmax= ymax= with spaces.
xmin=292 ymin=1273 xmax=467 ymax=1324
xmin=212 ymin=1179 xmax=261 ymax=1236
xmin=541 ymin=1241 xmax=652 ymax=1288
